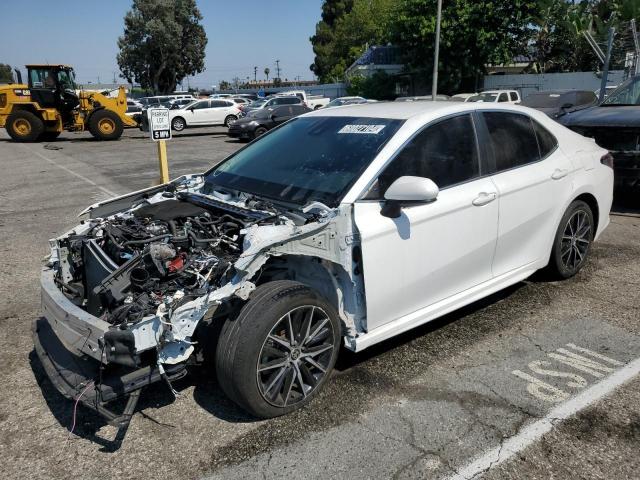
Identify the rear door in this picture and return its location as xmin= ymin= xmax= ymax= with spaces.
xmin=479 ymin=111 xmax=572 ymax=276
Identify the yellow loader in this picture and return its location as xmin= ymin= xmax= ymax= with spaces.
xmin=0 ymin=64 xmax=138 ymax=142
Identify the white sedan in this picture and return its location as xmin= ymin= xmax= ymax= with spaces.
xmin=169 ymin=99 xmax=241 ymax=131
xmin=36 ymin=102 xmax=613 ymax=422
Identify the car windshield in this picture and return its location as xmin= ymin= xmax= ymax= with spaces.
xmin=602 ymin=76 xmax=640 ymax=106
xmin=522 ymin=93 xmax=565 ymax=108
xmin=468 ymin=93 xmax=499 ymax=102
xmin=204 ymin=116 xmax=403 ymax=207
xmin=326 ymin=99 xmax=345 ymax=107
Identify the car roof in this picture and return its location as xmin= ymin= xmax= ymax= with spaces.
xmin=303 ymin=101 xmax=543 ymax=120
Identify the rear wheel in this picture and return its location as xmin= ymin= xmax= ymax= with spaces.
xmin=6 ymin=110 xmax=44 ymax=142
xmin=548 ymin=200 xmax=594 ymax=279
xmin=88 ymin=109 xmax=123 ymax=140
xmin=215 ymin=281 xmax=341 ymax=418
xmin=224 ymin=115 xmax=237 ymax=127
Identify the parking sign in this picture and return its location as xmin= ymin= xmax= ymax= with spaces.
xmin=148 ymin=108 xmax=171 ymax=141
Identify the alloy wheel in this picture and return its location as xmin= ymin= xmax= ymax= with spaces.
xmin=561 ymin=209 xmax=591 ymax=270
xmin=257 ymin=305 xmax=335 ymax=408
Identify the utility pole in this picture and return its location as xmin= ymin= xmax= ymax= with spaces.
xmin=254 ymin=66 xmax=258 ymax=83
xmin=275 ymin=60 xmax=281 ymax=80
xmin=599 ymin=27 xmax=616 ymax=102
xmin=631 ymin=19 xmax=640 ymax=76
xmin=431 ymin=0 xmax=443 ymax=100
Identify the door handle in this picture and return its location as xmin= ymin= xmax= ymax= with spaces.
xmin=551 ymin=168 xmax=569 ymax=180
xmin=472 ymin=192 xmax=497 ymax=206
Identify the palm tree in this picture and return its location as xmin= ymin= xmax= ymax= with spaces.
xmin=264 ymin=67 xmax=270 ymax=82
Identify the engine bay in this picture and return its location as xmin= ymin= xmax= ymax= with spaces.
xmin=54 ymin=191 xmax=285 ymax=327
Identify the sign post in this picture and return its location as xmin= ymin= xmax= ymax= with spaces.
xmin=148 ymin=108 xmax=172 ymax=184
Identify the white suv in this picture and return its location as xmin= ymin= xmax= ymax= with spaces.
xmin=169 ymin=99 xmax=240 ymax=131
xmin=35 ymin=102 xmax=612 ymax=424
xmin=468 ymin=90 xmax=521 ymax=104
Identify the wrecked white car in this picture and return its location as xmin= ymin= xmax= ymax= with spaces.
xmin=34 ymin=102 xmax=612 ymax=425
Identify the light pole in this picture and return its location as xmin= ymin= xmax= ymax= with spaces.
xmin=432 ymin=0 xmax=443 ymax=100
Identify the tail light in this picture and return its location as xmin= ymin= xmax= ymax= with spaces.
xmin=600 ymin=152 xmax=614 ymax=169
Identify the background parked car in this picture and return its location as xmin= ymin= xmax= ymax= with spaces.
xmin=240 ymin=95 xmax=304 ymax=117
xmin=170 ymin=99 xmax=240 ymax=131
xmin=450 ymin=93 xmax=477 ymax=102
xmin=521 ymin=90 xmax=597 ymax=119
xmin=228 ymin=104 xmax=311 ymax=141
xmin=324 ymin=96 xmax=368 ymax=108
xmin=275 ymin=90 xmax=330 ymax=109
xmin=167 ymin=98 xmax=196 ymax=110
xmin=125 ymin=99 xmax=143 ymax=117
xmin=395 ymin=95 xmax=451 ymax=101
xmin=560 ymin=76 xmax=640 ymax=199
xmin=467 ymin=90 xmax=521 ymax=104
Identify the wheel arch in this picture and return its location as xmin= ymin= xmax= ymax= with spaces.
xmin=573 ymin=192 xmax=599 ymax=237
xmin=256 ymin=254 xmax=363 ymax=338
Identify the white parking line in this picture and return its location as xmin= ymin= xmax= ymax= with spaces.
xmin=446 ymin=356 xmax=640 ymax=480
xmin=22 ymin=145 xmax=117 ymax=197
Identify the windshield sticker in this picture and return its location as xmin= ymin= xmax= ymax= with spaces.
xmin=338 ymin=124 xmax=386 ymax=134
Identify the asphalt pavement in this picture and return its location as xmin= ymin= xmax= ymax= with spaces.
xmin=0 ymin=127 xmax=638 ymax=480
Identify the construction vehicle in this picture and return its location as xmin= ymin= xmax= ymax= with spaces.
xmin=0 ymin=64 xmax=138 ymax=142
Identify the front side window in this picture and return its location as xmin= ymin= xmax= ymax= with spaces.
xmin=29 ymin=68 xmax=55 ymax=88
xmin=204 ymin=116 xmax=403 ymax=207
xmin=373 ymin=114 xmax=480 ymax=196
xmin=192 ymin=101 xmax=210 ymax=110
xmin=509 ymin=92 xmax=518 ymax=101
xmin=483 ymin=112 xmax=540 ymax=171
xmin=498 ymin=93 xmax=508 ymax=102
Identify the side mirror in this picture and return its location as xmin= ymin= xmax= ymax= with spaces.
xmin=381 ymin=176 xmax=439 ymax=218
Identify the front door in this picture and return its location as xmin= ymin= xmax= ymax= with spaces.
xmin=354 ymin=113 xmax=499 ymax=331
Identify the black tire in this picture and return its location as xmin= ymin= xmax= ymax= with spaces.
xmin=6 ymin=110 xmax=44 ymax=142
xmin=224 ymin=115 xmax=237 ymax=127
xmin=88 ymin=109 xmax=123 ymax=140
xmin=172 ymin=117 xmax=186 ymax=131
xmin=39 ymin=131 xmax=61 ymax=141
xmin=215 ymin=280 xmax=341 ymax=418
xmin=253 ymin=126 xmax=268 ymax=138
xmin=314 ymin=105 xmax=322 ymax=110
xmin=548 ymin=200 xmax=594 ymax=279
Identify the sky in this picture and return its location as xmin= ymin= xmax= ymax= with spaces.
xmin=0 ymin=0 xmax=323 ymax=89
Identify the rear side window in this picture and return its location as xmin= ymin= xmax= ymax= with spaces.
xmin=482 ymin=112 xmax=540 ymax=171
xmin=509 ymin=92 xmax=518 ymax=101
xmin=498 ymin=93 xmax=508 ymax=102
xmin=376 ymin=114 xmax=480 ymax=193
xmin=532 ymin=119 xmax=558 ymax=158
xmin=210 ymin=100 xmax=227 ymax=107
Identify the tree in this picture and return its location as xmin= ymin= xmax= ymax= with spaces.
xmin=310 ymin=0 xmax=354 ymax=81
xmin=264 ymin=67 xmax=270 ymax=81
xmin=391 ymin=0 xmax=538 ymax=93
xmin=310 ymin=0 xmax=396 ymax=83
xmin=0 ymin=64 xmax=13 ymax=83
xmin=117 ymin=0 xmax=207 ymax=94
xmin=219 ymin=80 xmax=231 ymax=90
xmin=347 ymin=71 xmax=396 ymax=99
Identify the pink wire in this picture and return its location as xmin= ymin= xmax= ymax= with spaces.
xmin=69 ymin=381 xmax=94 ymax=437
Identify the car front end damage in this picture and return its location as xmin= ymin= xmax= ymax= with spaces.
xmin=33 ymin=174 xmax=363 ymax=427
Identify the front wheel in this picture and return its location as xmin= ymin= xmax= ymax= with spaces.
xmin=215 ymin=281 xmax=341 ymax=418
xmin=171 ymin=117 xmax=186 ymax=131
xmin=548 ymin=200 xmax=594 ymax=279
xmin=253 ymin=126 xmax=267 ymax=138
xmin=88 ymin=109 xmax=123 ymax=140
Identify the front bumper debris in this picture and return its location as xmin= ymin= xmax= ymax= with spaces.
xmin=33 ymin=317 xmax=186 ymax=428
